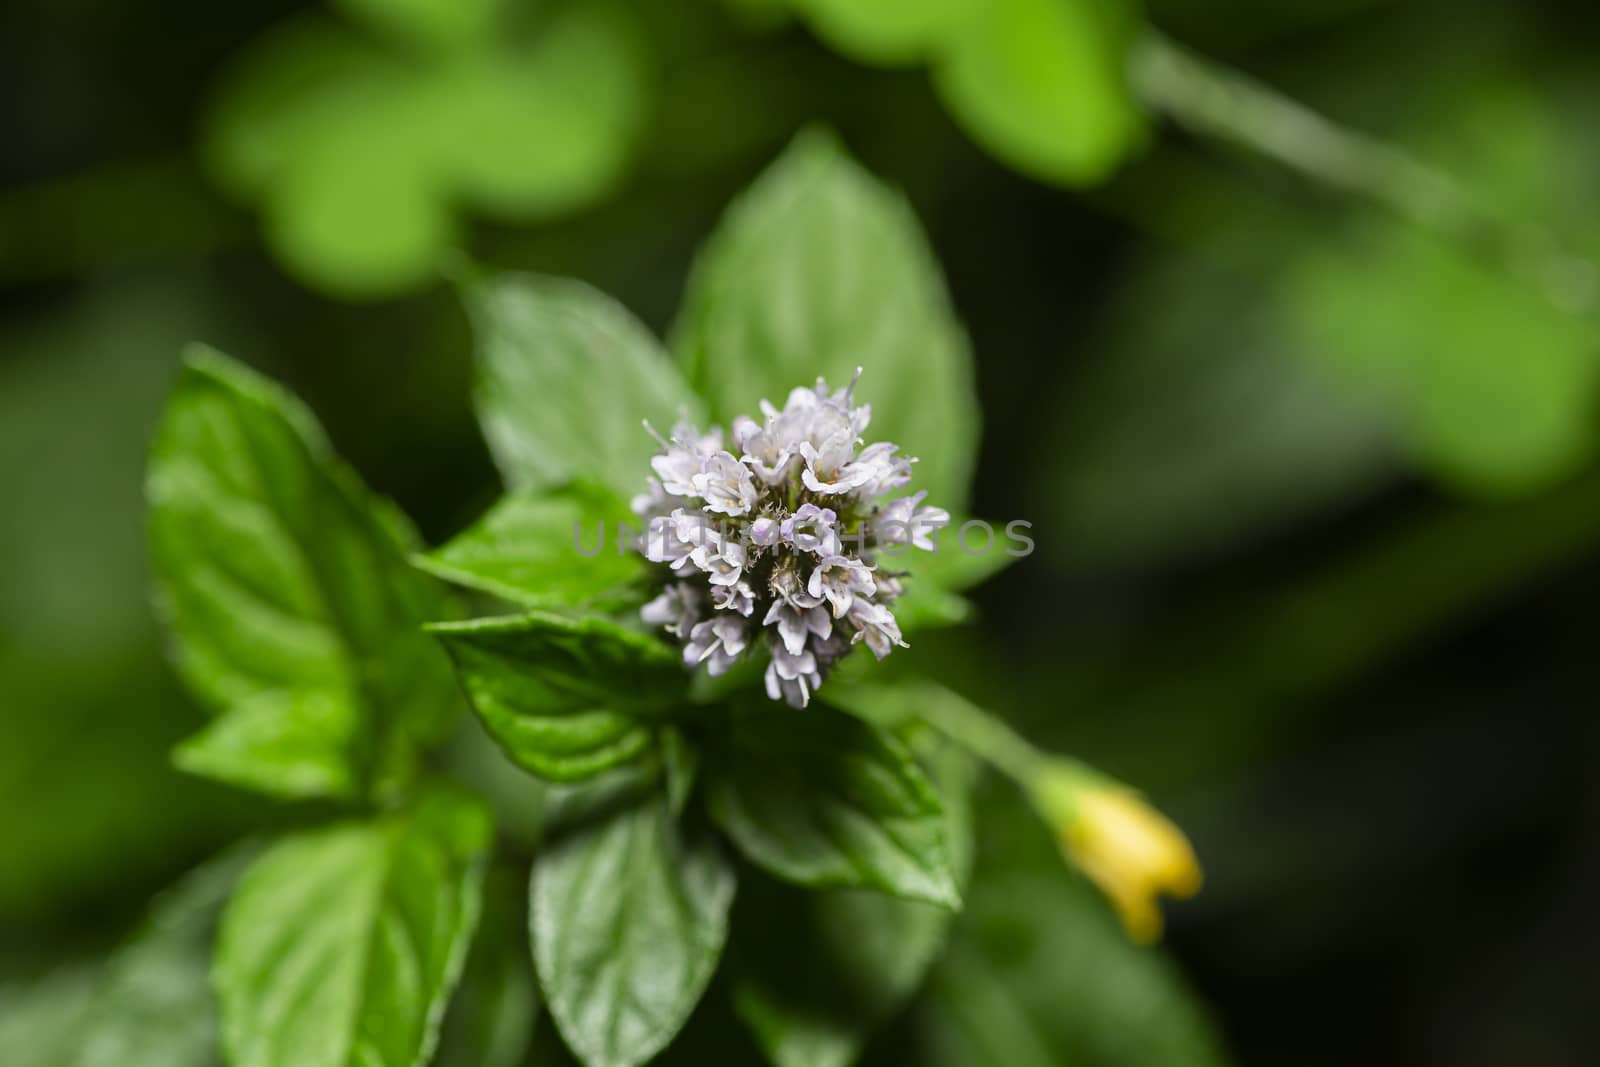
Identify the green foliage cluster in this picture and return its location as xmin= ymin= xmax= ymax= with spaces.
xmin=0 ymin=136 xmax=1225 ymax=1067
xmin=204 ymin=0 xmax=645 ymax=297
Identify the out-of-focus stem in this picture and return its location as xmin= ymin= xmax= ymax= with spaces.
xmin=1130 ymin=31 xmax=1600 ymax=317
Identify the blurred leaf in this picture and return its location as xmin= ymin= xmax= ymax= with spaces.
xmin=172 ymin=690 xmax=362 ymax=801
xmin=468 ymin=273 xmax=703 ymax=499
xmin=335 ymin=0 xmax=501 ymax=51
xmin=933 ymin=0 xmax=1145 ymax=185
xmin=216 ymin=788 xmax=492 ymax=1067
xmin=204 ymin=17 xmax=406 ymax=202
xmin=434 ymin=4 xmax=645 ymax=221
xmin=787 ymin=0 xmax=979 ymax=64
xmin=731 ymin=738 xmax=976 ymax=1067
xmin=1289 ymin=224 xmax=1600 ymax=494
xmin=0 ymin=966 xmax=98 ymax=1066
xmin=706 ymin=705 xmax=961 ymax=906
xmin=1280 ymin=81 xmax=1600 ymax=495
xmin=436 ymin=865 xmax=539 ymax=1067
xmin=429 ymin=612 xmax=685 ymax=783
xmin=148 ymin=347 xmax=460 ymax=799
xmin=920 ymin=795 xmax=1230 ymax=1067
xmin=420 ymin=483 xmax=645 ymax=610
xmin=265 ymin=126 xmax=453 ymax=297
xmin=675 ymin=131 xmax=980 ymax=509
xmin=1043 ymin=222 xmax=1396 ymax=572
xmin=70 ymin=848 xmax=254 ymax=1067
xmin=204 ymin=6 xmax=645 ymax=297
xmin=532 ymin=770 xmax=735 ymax=1067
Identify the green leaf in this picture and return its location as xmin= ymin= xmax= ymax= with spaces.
xmin=432 ymin=3 xmax=646 ymax=222
xmin=70 ymin=847 xmax=255 ymax=1067
xmin=933 ymin=0 xmax=1144 ymax=186
xmin=921 ymin=795 xmax=1229 ymax=1067
xmin=418 ymin=483 xmax=644 ymax=610
xmin=706 ymin=704 xmax=961 ymax=906
xmin=334 ymin=0 xmax=500 ymax=51
xmin=787 ymin=0 xmax=979 ymax=64
xmin=172 ymin=689 xmax=361 ymax=801
xmin=264 ymin=126 xmax=453 ymax=299
xmin=147 ymin=347 xmax=459 ymax=799
xmin=429 ymin=612 xmax=685 ymax=782
xmin=731 ymin=738 xmax=976 ymax=1067
xmin=436 ymin=865 xmax=540 ymax=1067
xmin=468 ymin=273 xmax=703 ymax=499
xmin=0 ymin=967 xmax=98 ymax=1067
xmin=0 ymin=848 xmax=252 ymax=1067
xmin=1289 ymin=223 xmax=1600 ymax=494
xmin=674 ymin=131 xmax=980 ymax=509
xmin=215 ymin=787 xmax=493 ymax=1067
xmin=203 ymin=7 xmax=645 ymax=297
xmin=532 ymin=770 xmax=736 ymax=1067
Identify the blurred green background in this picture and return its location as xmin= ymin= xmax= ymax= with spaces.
xmin=4 ymin=0 xmax=1600 ymax=1064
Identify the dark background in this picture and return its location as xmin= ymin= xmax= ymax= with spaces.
xmin=4 ymin=1 xmax=1598 ymax=1064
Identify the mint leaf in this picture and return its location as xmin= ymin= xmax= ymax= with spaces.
xmin=56 ymin=847 xmax=252 ymax=1067
xmin=429 ymin=612 xmax=685 ymax=783
xmin=468 ymin=274 xmax=702 ymax=499
xmin=0 ymin=968 xmax=97 ymax=1067
xmin=787 ymin=0 xmax=978 ymax=64
xmin=732 ymin=738 xmax=976 ymax=1067
xmin=147 ymin=347 xmax=459 ymax=799
xmin=215 ymin=787 xmax=493 ymax=1067
xmin=418 ymin=483 xmax=644 ymax=610
xmin=533 ymin=770 xmax=736 ymax=1067
xmin=934 ymin=0 xmax=1144 ymax=185
xmin=706 ymin=705 xmax=961 ymax=907
xmin=172 ymin=689 xmax=360 ymax=801
xmin=674 ymin=131 xmax=979 ymax=509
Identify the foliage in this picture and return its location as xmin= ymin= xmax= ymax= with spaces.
xmin=203 ymin=0 xmax=645 ymax=297
xmin=98 ymin=134 xmax=1153 ymax=1067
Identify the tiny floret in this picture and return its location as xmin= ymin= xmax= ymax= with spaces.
xmin=635 ymin=372 xmax=939 ymax=707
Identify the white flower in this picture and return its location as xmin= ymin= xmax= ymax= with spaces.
xmin=765 ymin=642 xmax=821 ymax=708
xmin=642 ymin=583 xmax=701 ymax=637
xmin=771 ymin=560 xmax=825 ymax=610
xmin=684 ymin=617 xmax=748 ymax=676
xmin=847 ymin=599 xmax=907 ymax=660
xmin=748 ymin=516 xmax=781 ymax=546
xmin=871 ymin=491 xmax=950 ymax=551
xmin=799 ymin=433 xmax=870 ymax=495
xmin=712 ymin=580 xmax=756 ymax=617
xmin=630 ymin=477 xmax=672 ymax=519
xmin=638 ymin=372 xmax=940 ymax=705
xmin=690 ymin=532 xmax=747 ymax=587
xmin=643 ymin=511 xmax=697 ymax=571
xmin=807 ymin=554 xmax=876 ymax=618
xmin=650 ymin=420 xmax=722 ymax=497
xmin=762 ymin=599 xmax=832 ymax=656
xmin=781 ymin=503 xmax=840 ymax=554
xmin=847 ymin=442 xmax=913 ymax=497
xmin=693 ymin=451 xmax=759 ymax=516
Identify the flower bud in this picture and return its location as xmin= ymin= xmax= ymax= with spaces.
xmin=1030 ymin=764 xmax=1202 ymax=943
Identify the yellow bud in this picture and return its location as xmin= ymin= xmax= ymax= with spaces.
xmin=1030 ymin=767 xmax=1202 ymax=943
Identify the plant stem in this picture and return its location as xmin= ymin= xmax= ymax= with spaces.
xmin=906 ymin=681 xmax=1050 ymax=786
xmin=1129 ymin=30 xmax=1600 ymax=317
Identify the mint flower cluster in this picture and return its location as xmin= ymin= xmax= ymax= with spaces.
xmin=634 ymin=373 xmax=949 ymax=707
